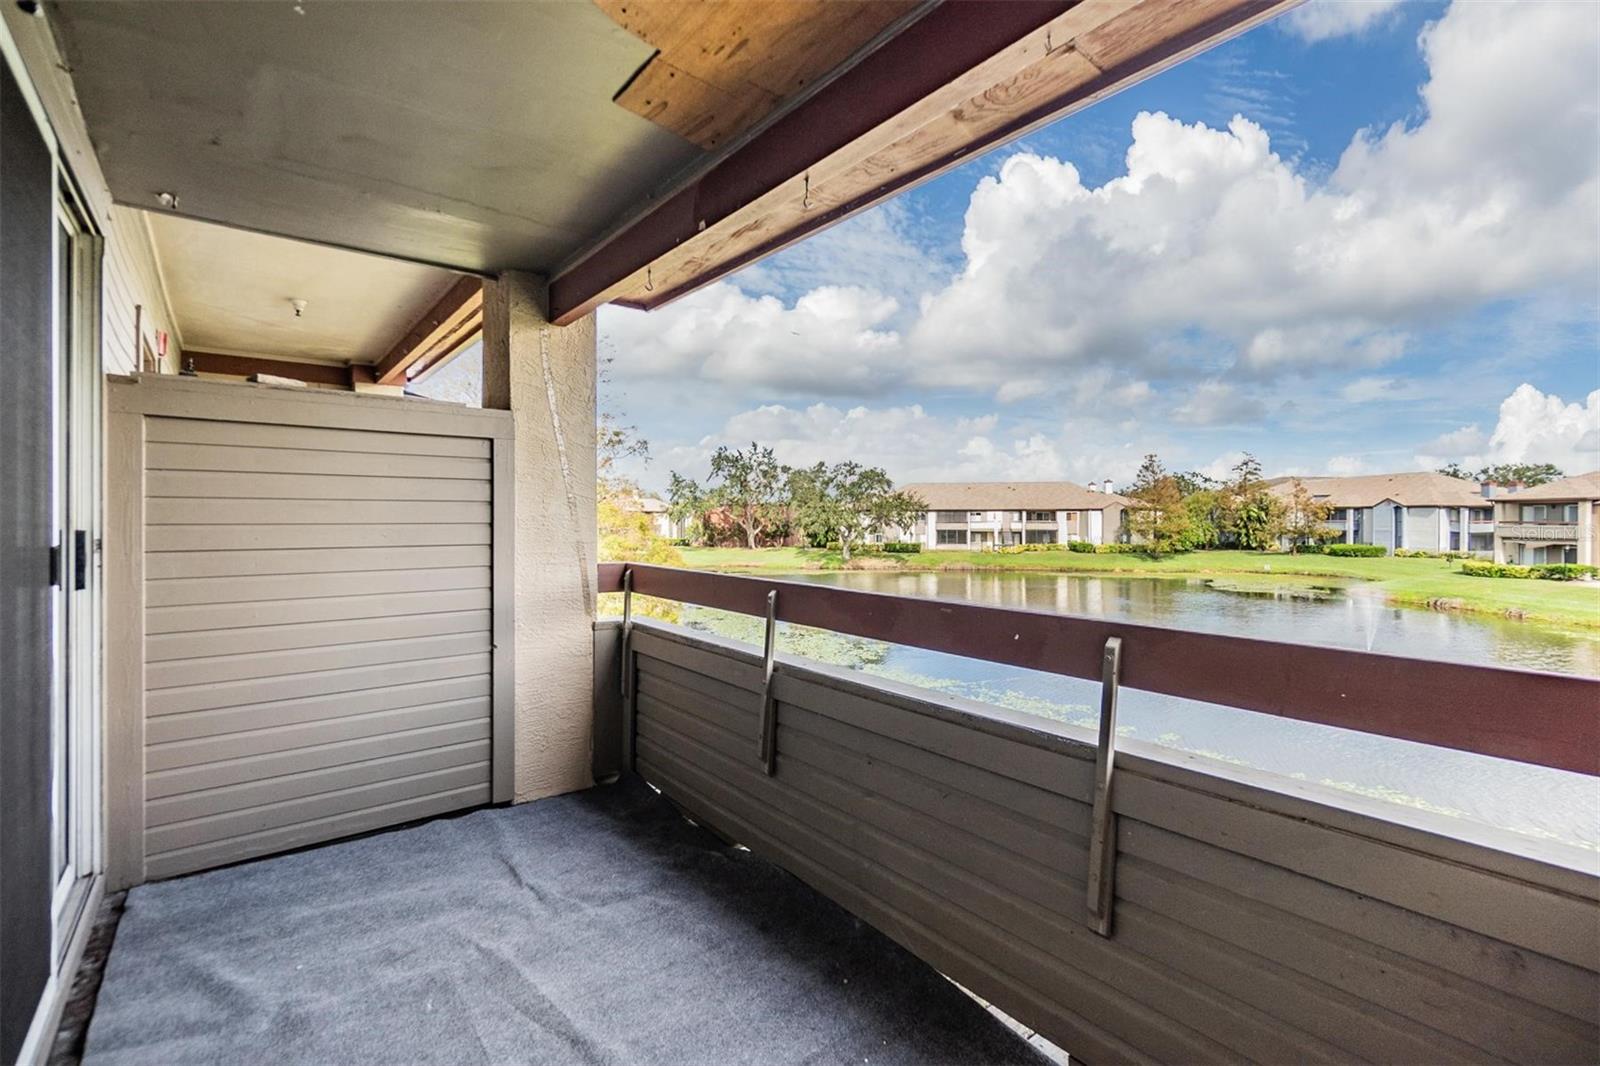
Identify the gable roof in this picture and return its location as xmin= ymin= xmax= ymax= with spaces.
xmin=899 ymin=481 xmax=1134 ymax=511
xmin=1265 ymin=472 xmax=1484 ymax=508
xmin=1504 ymin=471 xmax=1600 ymax=501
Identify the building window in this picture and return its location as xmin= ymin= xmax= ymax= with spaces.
xmin=968 ymin=511 xmax=987 ymax=520
xmin=1522 ymin=504 xmax=1550 ymax=522
xmin=1471 ymin=508 xmax=1492 ymax=522
xmin=1328 ymin=508 xmax=1348 ymax=522
xmin=936 ymin=529 xmax=969 ymax=545
xmin=1026 ymin=511 xmax=1054 ymax=522
xmin=1564 ymin=503 xmax=1579 ymax=522
xmin=1024 ymin=530 xmax=1056 ymax=544
xmin=934 ymin=511 xmax=966 ymax=524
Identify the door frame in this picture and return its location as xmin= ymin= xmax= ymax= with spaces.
xmin=2 ymin=18 xmax=107 ymax=1064
xmin=48 ymin=182 xmax=106 ymax=961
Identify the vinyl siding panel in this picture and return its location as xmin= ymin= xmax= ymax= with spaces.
xmin=125 ymin=405 xmax=501 ymax=882
xmin=626 ymin=622 xmax=1599 ymax=1065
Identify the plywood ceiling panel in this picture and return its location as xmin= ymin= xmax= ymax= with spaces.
xmin=600 ymin=0 xmax=921 ymax=149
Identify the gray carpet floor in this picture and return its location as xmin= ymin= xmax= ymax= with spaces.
xmin=83 ymin=777 xmax=1050 ymax=1065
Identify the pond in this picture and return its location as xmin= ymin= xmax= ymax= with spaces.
xmin=679 ymin=570 xmax=1600 ymax=861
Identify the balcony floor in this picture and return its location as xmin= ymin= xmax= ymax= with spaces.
xmin=83 ymin=776 xmax=1048 ymax=1065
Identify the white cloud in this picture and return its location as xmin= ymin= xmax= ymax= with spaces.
xmin=609 ymin=2 xmax=1594 ymax=409
xmin=1171 ymin=381 xmax=1267 ymax=426
xmin=1324 ymin=454 xmax=1368 ymax=476
xmin=906 ymin=0 xmax=1596 ymax=387
xmin=1415 ymin=384 xmax=1600 ymax=473
xmin=1339 ymin=376 xmax=1395 ymax=403
xmin=658 ymin=402 xmax=1147 ymax=487
xmin=1281 ymin=0 xmax=1404 ymax=43
xmin=600 ymin=283 xmax=904 ymax=396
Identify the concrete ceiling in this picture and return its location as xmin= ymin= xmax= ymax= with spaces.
xmin=146 ymin=212 xmax=462 ymax=363
xmin=48 ymin=1 xmax=706 ymax=274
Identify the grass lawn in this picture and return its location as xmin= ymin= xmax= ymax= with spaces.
xmin=674 ymin=546 xmax=1600 ymax=630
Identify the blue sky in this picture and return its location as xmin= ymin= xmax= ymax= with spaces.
xmin=601 ymin=0 xmax=1599 ymax=492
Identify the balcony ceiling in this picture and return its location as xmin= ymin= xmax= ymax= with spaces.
xmin=144 ymin=212 xmax=464 ymax=365
xmin=47 ymin=0 xmax=709 ymax=274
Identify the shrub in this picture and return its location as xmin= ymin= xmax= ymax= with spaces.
xmin=666 ymin=537 xmax=690 ymax=547
xmin=1067 ymin=540 xmax=1097 ymax=553
xmin=1462 ymin=560 xmax=1531 ymax=579
xmin=1533 ymin=563 xmax=1598 ymax=581
xmin=824 ymin=540 xmax=842 ymax=551
xmin=1323 ymin=543 xmax=1387 ymax=557
xmin=1459 ymin=559 xmax=1598 ymax=580
xmin=881 ymin=541 xmax=921 ymax=553
xmin=1096 ymin=543 xmax=1140 ymax=554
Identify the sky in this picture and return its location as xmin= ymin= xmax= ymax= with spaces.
xmin=599 ymin=0 xmax=1600 ymax=493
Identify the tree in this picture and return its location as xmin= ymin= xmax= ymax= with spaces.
xmin=1435 ymin=462 xmax=1472 ymax=480
xmin=665 ymin=471 xmax=708 ymax=545
xmin=1477 ymin=462 xmax=1563 ymax=487
xmin=1125 ymin=454 xmax=1194 ymax=557
xmin=1218 ymin=452 xmax=1283 ymax=550
xmin=788 ymin=461 xmax=923 ymax=562
xmin=1172 ymin=470 xmax=1220 ymax=497
xmin=707 ymin=443 xmax=788 ymax=550
xmin=1280 ymin=479 xmax=1335 ymax=553
xmin=1178 ymin=488 xmax=1223 ymax=550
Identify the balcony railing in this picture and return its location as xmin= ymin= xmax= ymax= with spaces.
xmin=599 ymin=563 xmax=1597 ymax=775
xmin=596 ymin=563 xmax=1599 ymax=1063
xmin=1499 ymin=521 xmax=1580 ymax=540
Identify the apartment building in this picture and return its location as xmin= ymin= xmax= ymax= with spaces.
xmin=1266 ymin=472 xmax=1493 ymax=554
xmin=896 ymin=481 xmax=1132 ymax=549
xmin=1494 ymin=472 xmax=1600 ymax=565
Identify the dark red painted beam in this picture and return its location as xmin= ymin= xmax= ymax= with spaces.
xmin=598 ymin=563 xmax=1600 ymax=777
xmin=551 ymin=1 xmax=1293 ymax=324
xmin=182 ymin=350 xmax=351 ymax=387
xmin=549 ymin=1 xmax=1074 ymax=324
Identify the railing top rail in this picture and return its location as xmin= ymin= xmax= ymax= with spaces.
xmin=598 ymin=562 xmax=1600 ymax=777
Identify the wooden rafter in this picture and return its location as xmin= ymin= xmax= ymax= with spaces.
xmin=373 ymin=275 xmax=483 ymax=386
xmin=553 ymin=0 xmax=1296 ymax=325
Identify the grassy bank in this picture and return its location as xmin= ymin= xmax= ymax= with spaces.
xmin=675 ymin=546 xmax=1600 ymax=629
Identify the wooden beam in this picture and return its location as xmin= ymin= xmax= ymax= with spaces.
xmin=374 ymin=275 xmax=483 ymax=385
xmin=182 ymin=350 xmax=352 ymax=388
xmin=551 ymin=0 xmax=1296 ymax=325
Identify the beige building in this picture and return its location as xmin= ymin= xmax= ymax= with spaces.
xmin=897 ymin=481 xmax=1132 ymax=549
xmin=1267 ymin=472 xmax=1493 ymax=554
xmin=1494 ymin=472 xmax=1600 ymax=565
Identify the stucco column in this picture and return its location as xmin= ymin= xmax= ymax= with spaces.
xmin=482 ymin=271 xmax=597 ymax=803
xmin=1579 ymin=501 xmax=1594 ymax=566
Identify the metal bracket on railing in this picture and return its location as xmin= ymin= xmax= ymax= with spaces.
xmin=620 ymin=569 xmax=637 ymax=773
xmin=757 ymin=589 xmax=779 ymax=775
xmin=1086 ymin=635 xmax=1122 ymax=937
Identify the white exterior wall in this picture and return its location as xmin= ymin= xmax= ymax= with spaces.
xmin=1087 ymin=510 xmax=1103 ymax=544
